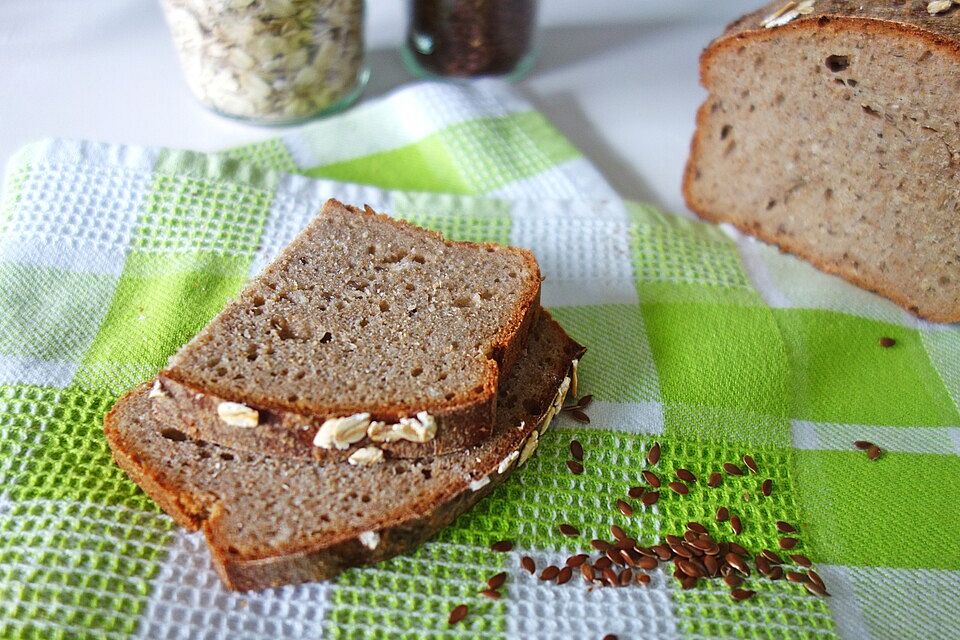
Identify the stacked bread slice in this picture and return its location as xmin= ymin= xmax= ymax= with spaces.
xmin=105 ymin=199 xmax=584 ymax=590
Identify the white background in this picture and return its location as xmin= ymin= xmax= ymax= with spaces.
xmin=0 ymin=0 xmax=758 ymax=215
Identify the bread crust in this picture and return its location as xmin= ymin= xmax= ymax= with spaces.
xmin=105 ymin=313 xmax=584 ymax=591
xmin=160 ymin=199 xmax=543 ymax=461
xmin=682 ymin=4 xmax=960 ymax=322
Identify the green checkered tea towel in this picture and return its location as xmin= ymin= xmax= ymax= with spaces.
xmin=0 ymin=80 xmax=957 ymax=640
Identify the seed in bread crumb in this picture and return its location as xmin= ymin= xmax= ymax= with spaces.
xmin=358 ymin=530 xmax=380 ymax=549
xmin=315 ymin=413 xmax=370 ymax=449
xmin=519 ymin=430 xmax=539 ymax=464
xmin=148 ymin=380 xmax=166 ymax=399
xmin=217 ymin=401 xmax=259 ymax=428
xmin=498 ymin=450 xmax=519 ymax=474
xmin=348 ymin=446 xmax=384 ymax=466
xmin=469 ymin=475 xmax=491 ymax=491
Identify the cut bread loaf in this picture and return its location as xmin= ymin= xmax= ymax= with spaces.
xmin=159 ymin=199 xmax=542 ymax=462
xmin=105 ymin=312 xmax=583 ymax=591
xmin=683 ymin=1 xmax=960 ymax=322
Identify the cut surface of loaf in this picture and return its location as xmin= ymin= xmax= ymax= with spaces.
xmin=684 ymin=1 xmax=960 ymax=321
xmin=105 ymin=312 xmax=583 ymax=591
xmin=160 ymin=199 xmax=542 ymax=462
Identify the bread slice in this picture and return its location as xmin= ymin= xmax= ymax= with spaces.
xmin=105 ymin=312 xmax=583 ymax=591
xmin=683 ymin=1 xmax=960 ymax=322
xmin=158 ymin=199 xmax=541 ymax=463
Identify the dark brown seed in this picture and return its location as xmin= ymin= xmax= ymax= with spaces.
xmin=647 ymin=442 xmax=661 ymax=465
xmin=666 ymin=535 xmax=683 ymax=546
xmin=556 ymin=566 xmax=573 ymax=585
xmin=768 ymin=566 xmax=784 ymax=581
xmin=687 ymin=521 xmax=708 ymax=535
xmin=635 ymin=545 xmax=656 ymax=558
xmin=790 ymin=554 xmax=812 ymax=567
xmin=853 ymin=440 xmax=874 ymax=450
xmin=786 ymin=571 xmax=806 ymax=583
xmin=487 ymin=572 xmax=507 ymax=590
xmin=620 ymin=549 xmax=639 ymax=566
xmin=704 ymin=554 xmax=719 ymax=576
xmin=708 ymin=472 xmax=723 ymax=488
xmin=730 ymin=515 xmax=743 ymax=535
xmin=642 ymin=491 xmax=660 ymax=506
xmin=580 ymin=563 xmax=595 ymax=582
xmin=670 ymin=543 xmax=693 ymax=559
xmin=569 ymin=409 xmax=590 ymax=424
xmin=724 ymin=573 xmax=743 ymax=588
xmin=607 ymin=549 xmax=625 ymax=566
xmin=681 ymin=576 xmax=698 ymax=590
xmin=616 ymin=499 xmax=634 ymax=516
xmin=448 ymin=604 xmax=468 ymax=625
xmin=761 ymin=479 xmax=773 ymax=496
xmin=637 ymin=573 xmax=651 ymax=585
xmin=615 ymin=537 xmax=635 ymax=550
xmin=591 ymin=539 xmax=613 ymax=552
xmin=716 ymin=507 xmax=729 ymax=522
xmin=639 ymin=556 xmax=658 ymax=570
xmin=569 ymin=440 xmax=584 ymax=461
xmin=726 ymin=553 xmax=750 ymax=575
xmin=756 ymin=555 xmax=772 ymax=576
xmin=761 ymin=549 xmax=783 ymax=564
xmin=577 ymin=394 xmax=593 ymax=409
xmin=603 ymin=635 xmax=618 ymax=640
xmin=776 ymin=521 xmax=797 ymax=534
xmin=566 ymin=460 xmax=584 ymax=475
xmin=594 ymin=556 xmax=613 ymax=571
xmin=491 ymin=540 xmax=514 ymax=552
xmin=702 ymin=542 xmax=721 ymax=556
xmin=628 ymin=486 xmax=645 ymax=499
xmin=779 ymin=537 xmax=798 ymax=550
xmin=677 ymin=559 xmax=702 ymax=578
xmin=676 ymin=468 xmax=696 ymax=483
xmin=521 ymin=556 xmax=535 ymax=574
xmin=867 ymin=444 xmax=882 ymax=461
xmin=619 ymin=568 xmax=633 ymax=586
xmin=808 ymin=570 xmax=826 ymax=590
xmin=723 ymin=462 xmax=744 ymax=476
xmin=691 ymin=538 xmax=715 ymax=552
xmin=539 ymin=565 xmax=560 ymax=581
xmin=879 ymin=336 xmax=896 ymax=348
xmin=480 ymin=589 xmax=501 ymax=600
xmin=642 ymin=470 xmax=661 ymax=488
xmin=566 ymin=554 xmax=588 ymax=568
xmin=683 ymin=530 xmax=699 ymax=544
xmin=731 ymin=588 xmax=756 ymax=602
xmin=804 ymin=581 xmax=831 ymax=597
xmin=668 ymin=481 xmax=689 ymax=495
xmin=602 ymin=567 xmax=618 ymax=585
xmin=559 ymin=523 xmax=580 ymax=537
xmin=653 ymin=545 xmax=673 ymax=561
xmin=728 ymin=542 xmax=748 ymax=557
xmin=610 ymin=524 xmax=626 ymax=541
xmin=742 ymin=454 xmax=759 ymax=474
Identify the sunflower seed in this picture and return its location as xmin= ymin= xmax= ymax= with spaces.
xmin=676 ymin=468 xmax=696 ymax=483
xmin=647 ymin=442 xmax=661 ymax=465
xmin=730 ymin=515 xmax=743 ymax=535
xmin=569 ymin=440 xmax=584 ymax=461
xmin=539 ymin=565 xmax=560 ymax=581
xmin=487 ymin=572 xmax=507 ymax=590
xmin=557 ymin=566 xmax=573 ymax=585
xmin=731 ymin=588 xmax=756 ymax=601
xmin=761 ymin=479 xmax=773 ymax=496
xmin=708 ymin=472 xmax=723 ymax=487
xmin=716 ymin=507 xmax=730 ymax=522
xmin=779 ymin=537 xmax=798 ymax=550
xmin=490 ymin=540 xmax=514 ymax=552
xmin=742 ymin=454 xmax=759 ymax=473
xmin=668 ymin=481 xmax=689 ymax=495
xmin=642 ymin=470 xmax=661 ymax=488
xmin=559 ymin=523 xmax=580 ymax=537
xmin=521 ymin=556 xmax=535 ymax=573
xmin=776 ymin=521 xmax=796 ymax=533
xmin=723 ymin=462 xmax=744 ymax=476
xmin=616 ymin=499 xmax=634 ymax=516
xmin=567 ymin=460 xmax=584 ymax=475
xmin=448 ymin=604 xmax=468 ymax=625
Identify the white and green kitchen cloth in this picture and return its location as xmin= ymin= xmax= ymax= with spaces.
xmin=0 ymin=79 xmax=957 ymax=640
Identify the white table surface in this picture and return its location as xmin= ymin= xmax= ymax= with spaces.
xmin=0 ymin=0 xmax=759 ymax=215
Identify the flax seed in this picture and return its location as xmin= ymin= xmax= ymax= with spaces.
xmin=666 ymin=535 xmax=683 ymax=546
xmin=628 ymin=486 xmax=644 ymax=499
xmin=610 ymin=524 xmax=626 ymax=541
xmin=790 ymin=554 xmax=812 ymax=567
xmin=642 ymin=470 xmax=661 ymax=488
xmin=668 ymin=481 xmax=689 ymax=495
xmin=607 ymin=549 xmax=625 ymax=566
xmin=687 ymin=521 xmax=708 ymax=535
xmin=756 ymin=555 xmax=772 ymax=575
xmin=804 ymin=581 xmax=830 ymax=597
xmin=683 ymin=530 xmax=699 ymax=544
xmin=448 ymin=604 xmax=468 ymax=625
xmin=676 ymin=468 xmax=696 ymax=483
xmin=728 ymin=542 xmax=748 ymax=556
xmin=603 ymin=634 xmax=618 ymax=640
xmin=580 ymin=563 xmax=594 ymax=582
xmin=853 ymin=440 xmax=873 ymax=450
xmin=647 ymin=442 xmax=661 ymax=465
xmin=704 ymin=555 xmax=719 ymax=576
xmin=779 ymin=537 xmax=798 ymax=550
xmin=559 ymin=523 xmax=579 ymax=537
xmin=653 ymin=545 xmax=673 ymax=561
xmin=490 ymin=540 xmax=513 ymax=552
xmin=761 ymin=479 xmax=773 ymax=496
xmin=639 ymin=556 xmax=658 ymax=570
xmin=730 ymin=515 xmax=743 ymax=535
xmin=677 ymin=559 xmax=702 ymax=578
xmin=594 ymin=556 xmax=612 ymax=570
xmin=591 ymin=539 xmax=613 ymax=552
xmin=731 ymin=588 xmax=756 ymax=601
xmin=569 ymin=409 xmax=590 ymax=424
xmin=521 ymin=556 xmax=535 ymax=574
xmin=723 ymin=462 xmax=744 ymax=476
xmin=539 ymin=565 xmax=560 ymax=581
xmin=616 ymin=499 xmax=634 ymax=516
xmin=743 ymin=454 xmax=759 ymax=473
xmin=724 ymin=573 xmax=743 ymax=588
xmin=619 ymin=568 xmax=633 ymax=586
xmin=716 ymin=507 xmax=729 ymax=522
xmin=566 ymin=554 xmax=588 ymax=567
xmin=768 ymin=566 xmax=784 ymax=580
xmin=556 ymin=566 xmax=573 ymax=585
xmin=642 ymin=490 xmax=660 ymax=505
xmin=566 ymin=460 xmax=584 ymax=475
xmin=602 ymin=567 xmax=618 ymax=585
xmin=726 ymin=553 xmax=750 ymax=575
xmin=760 ymin=549 xmax=782 ymax=564
xmin=569 ymin=439 xmax=583 ymax=461
xmin=480 ymin=589 xmax=501 ymax=599
xmin=487 ymin=572 xmax=507 ymax=590
xmin=708 ymin=472 xmax=723 ymax=487
xmin=776 ymin=521 xmax=796 ymax=533
xmin=879 ymin=336 xmax=896 ymax=347
xmin=867 ymin=444 xmax=882 ymax=460
xmin=808 ymin=569 xmax=825 ymax=590
xmin=681 ymin=576 xmax=698 ymax=590
xmin=637 ymin=572 xmax=651 ymax=585
xmin=786 ymin=571 xmax=806 ymax=583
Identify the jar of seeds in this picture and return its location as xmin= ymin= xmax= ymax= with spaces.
xmin=160 ymin=0 xmax=368 ymax=124
xmin=403 ymin=0 xmax=539 ymax=80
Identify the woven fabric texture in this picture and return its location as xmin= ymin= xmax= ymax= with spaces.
xmin=0 ymin=79 xmax=957 ymax=640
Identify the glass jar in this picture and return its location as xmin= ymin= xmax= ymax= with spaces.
xmin=160 ymin=0 xmax=368 ymax=125
xmin=403 ymin=0 xmax=539 ymax=80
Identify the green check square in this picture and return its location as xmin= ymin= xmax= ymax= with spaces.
xmin=391 ymin=192 xmax=512 ymax=244
xmin=794 ymin=450 xmax=960 ymax=568
xmin=774 ymin=309 xmax=960 ymax=426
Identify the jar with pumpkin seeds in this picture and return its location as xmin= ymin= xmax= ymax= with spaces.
xmin=160 ymin=0 xmax=368 ymax=124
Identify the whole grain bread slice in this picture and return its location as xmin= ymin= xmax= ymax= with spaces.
xmin=683 ymin=1 xmax=960 ymax=321
xmin=105 ymin=312 xmax=583 ymax=591
xmin=159 ymin=199 xmax=542 ymax=462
